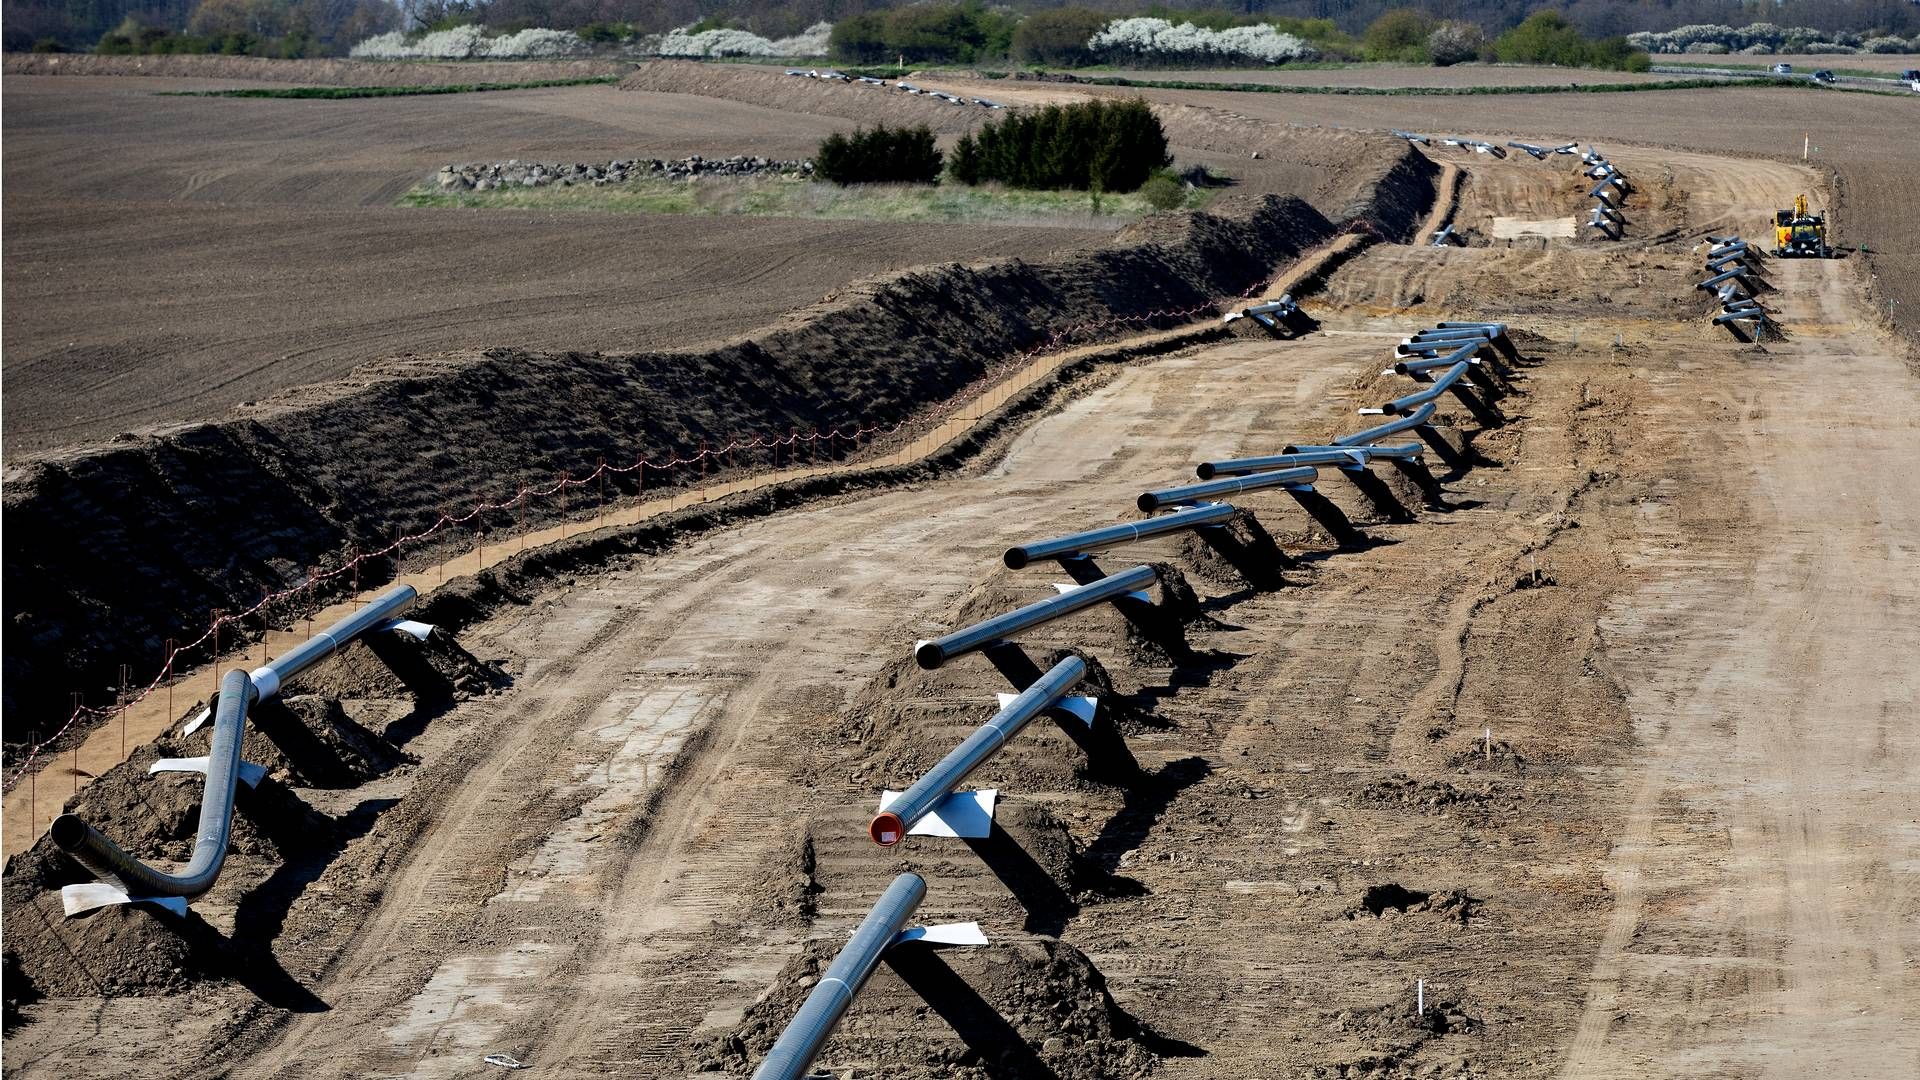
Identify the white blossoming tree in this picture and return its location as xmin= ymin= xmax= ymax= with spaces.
xmin=1086 ymin=17 xmax=1317 ymax=67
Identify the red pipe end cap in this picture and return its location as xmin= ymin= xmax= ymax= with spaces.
xmin=868 ymin=812 xmax=906 ymax=847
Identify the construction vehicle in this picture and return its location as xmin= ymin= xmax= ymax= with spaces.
xmin=1773 ymin=194 xmax=1832 ymax=258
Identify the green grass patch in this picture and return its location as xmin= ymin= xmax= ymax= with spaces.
xmin=166 ymin=76 xmax=621 ymax=99
xmin=399 ymin=173 xmax=1207 ymax=225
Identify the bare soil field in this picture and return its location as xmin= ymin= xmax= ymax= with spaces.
xmin=5 ymin=57 xmax=1920 ymax=1080
xmin=0 ymin=75 xmax=1102 ymax=452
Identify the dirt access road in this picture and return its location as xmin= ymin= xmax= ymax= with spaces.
xmin=1560 ymin=256 xmax=1920 ymax=1076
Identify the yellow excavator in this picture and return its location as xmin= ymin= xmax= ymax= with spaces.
xmin=1773 ymin=194 xmax=1832 ymax=258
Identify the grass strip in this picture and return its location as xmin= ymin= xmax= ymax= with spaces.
xmin=165 ymin=76 xmax=620 ymax=99
xmin=398 ymin=173 xmax=1203 ymax=224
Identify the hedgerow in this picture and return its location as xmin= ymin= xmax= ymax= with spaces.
xmin=949 ymin=98 xmax=1169 ymax=194
xmin=815 ymin=125 xmax=943 ymax=185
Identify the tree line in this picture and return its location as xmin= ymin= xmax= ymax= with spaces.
xmin=7 ymin=0 xmax=1916 ymax=61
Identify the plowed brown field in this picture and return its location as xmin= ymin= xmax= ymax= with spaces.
xmin=0 ymin=76 xmax=1104 ymax=453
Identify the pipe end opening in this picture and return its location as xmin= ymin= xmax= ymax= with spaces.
xmin=913 ymin=642 xmax=946 ymax=671
xmin=1002 ymin=549 xmax=1029 ymax=570
xmin=50 ymin=814 xmax=89 ymax=851
xmin=1194 ymin=464 xmax=1217 ymax=480
xmin=1135 ymin=494 xmax=1159 ymax=514
xmin=869 ymin=813 xmax=906 ymax=847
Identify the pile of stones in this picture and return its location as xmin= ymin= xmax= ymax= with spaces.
xmin=435 ymin=155 xmax=813 ymax=190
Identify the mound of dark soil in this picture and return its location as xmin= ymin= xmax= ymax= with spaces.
xmin=1177 ymin=508 xmax=1290 ymax=590
xmin=280 ymin=629 xmax=506 ymax=707
xmin=693 ymin=939 xmax=1168 ymax=1079
xmin=844 ymin=639 xmax=1159 ymax=799
xmin=0 ymin=889 xmax=231 ymax=1000
xmin=1349 ymin=883 xmax=1479 ymax=924
xmin=223 ymin=695 xmax=409 ymax=788
xmin=1358 ymin=773 xmax=1516 ymax=818
xmin=1330 ymin=993 xmax=1482 ymax=1043
xmin=34 ymin=740 xmax=334 ymax=869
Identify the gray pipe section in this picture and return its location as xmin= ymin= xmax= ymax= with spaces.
xmin=1197 ymin=448 xmax=1366 ymax=479
xmin=251 ymin=584 xmax=417 ymax=702
xmin=1411 ymin=326 xmax=1498 ymax=342
xmin=1003 ymin=503 xmax=1234 ymax=568
xmin=915 ymin=564 xmax=1158 ymax=670
xmin=1394 ymin=341 xmax=1482 ymax=372
xmin=181 ymin=584 xmax=420 ymax=737
xmin=1330 ymin=401 xmax=1439 ymax=447
xmin=869 ymin=656 xmax=1087 ymax=845
xmin=1285 ymin=442 xmax=1422 ymax=460
xmin=749 ymin=872 xmax=928 ymax=1080
xmin=1436 ymin=322 xmax=1507 ymax=331
xmin=1136 ymin=466 xmax=1317 ymax=513
xmin=1369 ymin=362 xmax=1467 ymax=415
xmin=1697 ymin=266 xmax=1750 ymax=289
xmin=53 ymin=670 xmax=256 ymax=899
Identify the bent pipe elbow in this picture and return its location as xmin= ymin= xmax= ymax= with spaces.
xmin=1333 ymin=402 xmax=1439 ymax=448
xmin=55 ymin=669 xmax=257 ymax=899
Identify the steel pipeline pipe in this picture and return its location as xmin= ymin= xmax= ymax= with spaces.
xmin=1393 ymin=341 xmax=1482 ymax=371
xmin=1362 ymin=362 xmax=1468 ymax=416
xmin=1136 ymin=466 xmax=1318 ymax=513
xmin=1697 ymin=266 xmax=1752 ymax=290
xmin=1245 ymin=295 xmax=1296 ymax=317
xmin=1393 ymin=352 xmax=1482 ymax=375
xmin=1197 ymin=448 xmax=1368 ymax=479
xmin=1411 ymin=326 xmax=1500 ymax=342
xmin=54 ymin=670 xmax=256 ymax=900
xmin=1325 ymin=401 xmax=1440 ymax=448
xmin=1436 ymin=322 xmax=1508 ymax=331
xmin=869 ymin=656 xmax=1087 ymax=845
xmin=1284 ymin=442 xmax=1423 ymax=461
xmin=750 ymin=872 xmax=928 ymax=1080
xmin=183 ymin=584 xmax=419 ymax=735
xmin=915 ymin=564 xmax=1157 ymax=670
xmin=1405 ymin=333 xmax=1501 ymax=353
xmin=1003 ymin=503 xmax=1234 ymax=568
